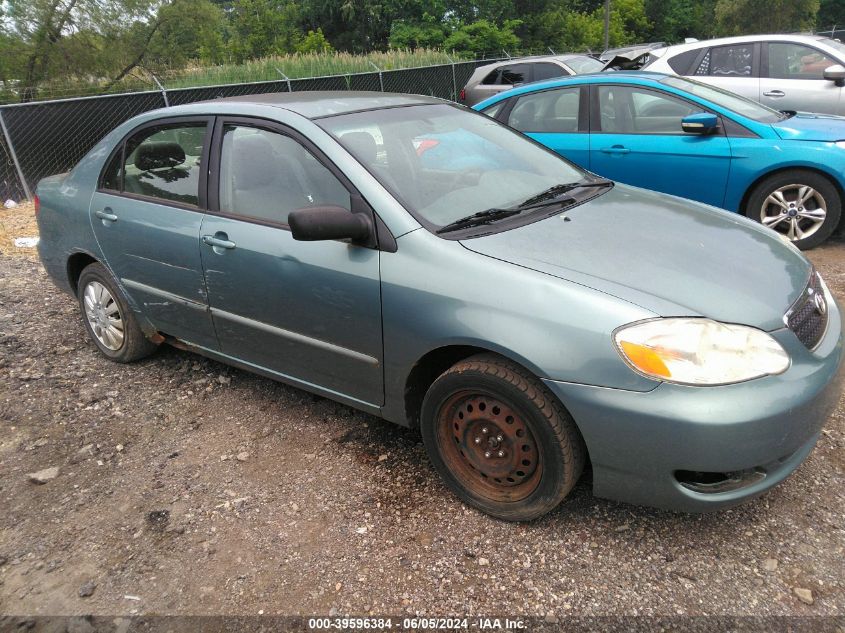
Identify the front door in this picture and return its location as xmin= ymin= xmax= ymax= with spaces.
xmin=588 ymin=84 xmax=732 ymax=208
xmin=760 ymin=42 xmax=844 ymax=115
xmin=200 ymin=119 xmax=383 ymax=406
xmin=89 ymin=117 xmax=218 ymax=348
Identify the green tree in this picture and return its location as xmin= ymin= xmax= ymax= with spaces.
xmin=645 ymin=0 xmax=717 ymax=42
xmin=296 ymin=28 xmax=333 ymax=53
xmin=389 ymin=13 xmax=449 ymax=49
xmin=228 ymin=0 xmax=303 ymax=61
xmin=818 ymin=0 xmax=845 ymax=30
xmin=443 ymin=19 xmax=522 ymax=55
xmin=714 ymin=0 xmax=820 ymax=35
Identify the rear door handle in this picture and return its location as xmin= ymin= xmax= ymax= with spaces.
xmin=95 ymin=208 xmax=118 ymax=222
xmin=763 ymin=90 xmax=785 ymax=97
xmin=202 ymin=234 xmax=236 ymax=250
xmin=600 ymin=145 xmax=630 ymax=154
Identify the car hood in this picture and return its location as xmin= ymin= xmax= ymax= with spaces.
xmin=460 ymin=185 xmax=811 ymax=331
xmin=771 ymin=111 xmax=845 ymax=141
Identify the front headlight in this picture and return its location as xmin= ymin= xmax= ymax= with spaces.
xmin=614 ymin=318 xmax=790 ymax=386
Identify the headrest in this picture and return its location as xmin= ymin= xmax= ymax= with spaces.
xmin=341 ymin=132 xmax=378 ymax=165
xmin=231 ymin=133 xmax=276 ymax=190
xmin=135 ymin=142 xmax=186 ymax=171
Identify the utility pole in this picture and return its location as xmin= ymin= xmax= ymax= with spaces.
xmin=604 ymin=0 xmax=611 ymax=50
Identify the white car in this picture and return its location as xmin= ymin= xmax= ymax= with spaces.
xmin=645 ymin=34 xmax=845 ymax=115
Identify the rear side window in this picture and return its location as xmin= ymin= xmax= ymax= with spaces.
xmin=695 ymin=44 xmax=754 ymax=77
xmin=508 ymin=88 xmax=581 ymax=133
xmin=667 ymin=49 xmax=703 ymax=74
xmin=480 ymin=101 xmax=506 ymax=119
xmin=533 ymin=62 xmax=567 ymax=81
xmin=119 ymin=123 xmax=208 ymax=206
xmin=482 ymin=69 xmax=500 ymax=85
xmin=499 ymin=64 xmax=530 ymax=85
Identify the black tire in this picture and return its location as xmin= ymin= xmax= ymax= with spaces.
xmin=744 ymin=169 xmax=841 ymax=250
xmin=77 ymin=262 xmax=158 ymax=363
xmin=420 ymin=354 xmax=585 ymax=521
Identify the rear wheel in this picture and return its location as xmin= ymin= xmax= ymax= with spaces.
xmin=77 ymin=263 xmax=158 ymax=363
xmin=745 ymin=170 xmax=841 ymax=250
xmin=421 ymin=354 xmax=585 ymax=521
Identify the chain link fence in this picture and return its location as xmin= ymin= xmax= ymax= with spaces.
xmin=0 ymin=58 xmax=500 ymax=202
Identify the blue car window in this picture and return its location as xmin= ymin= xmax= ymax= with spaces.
xmin=123 ymin=123 xmax=207 ymax=206
xmin=598 ymin=86 xmax=699 ymax=134
xmin=767 ymin=43 xmax=837 ymax=80
xmin=219 ymin=125 xmax=350 ymax=225
xmin=508 ymin=88 xmax=580 ymax=133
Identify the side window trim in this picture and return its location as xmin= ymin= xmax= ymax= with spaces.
xmin=96 ymin=115 xmax=213 ymax=212
xmin=589 ymin=84 xmax=725 ymax=136
xmin=208 ymin=115 xmax=390 ymax=251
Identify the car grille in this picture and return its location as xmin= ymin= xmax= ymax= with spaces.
xmin=785 ymin=271 xmax=828 ymax=350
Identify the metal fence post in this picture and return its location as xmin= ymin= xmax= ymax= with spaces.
xmin=0 ymin=109 xmax=33 ymax=201
xmin=275 ymin=68 xmax=293 ymax=92
xmin=445 ymin=53 xmax=458 ymax=100
xmin=368 ymin=61 xmax=384 ymax=92
xmin=149 ymin=72 xmax=170 ymax=108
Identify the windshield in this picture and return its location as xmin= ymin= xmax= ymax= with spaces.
xmin=661 ymin=75 xmax=783 ymax=123
xmin=317 ymin=104 xmax=587 ymax=231
xmin=818 ymin=36 xmax=845 ymax=56
xmin=564 ymin=56 xmax=604 ymax=74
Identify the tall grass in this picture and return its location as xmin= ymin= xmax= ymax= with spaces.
xmin=0 ymin=49 xmax=470 ymax=103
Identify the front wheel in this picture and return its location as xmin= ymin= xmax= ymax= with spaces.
xmin=745 ymin=170 xmax=841 ymax=250
xmin=420 ymin=354 xmax=585 ymax=521
xmin=77 ymin=263 xmax=158 ymax=363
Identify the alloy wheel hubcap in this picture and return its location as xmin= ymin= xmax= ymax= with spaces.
xmin=83 ymin=281 xmax=124 ymax=350
xmin=438 ymin=392 xmax=541 ymax=502
xmin=760 ymin=184 xmax=827 ymax=242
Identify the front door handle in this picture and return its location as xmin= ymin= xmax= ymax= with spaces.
xmin=95 ymin=208 xmax=118 ymax=222
xmin=202 ymin=234 xmax=236 ymax=250
xmin=600 ymin=145 xmax=630 ymax=154
xmin=763 ymin=90 xmax=785 ymax=97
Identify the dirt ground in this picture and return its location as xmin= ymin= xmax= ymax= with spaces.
xmin=0 ymin=202 xmax=844 ymax=620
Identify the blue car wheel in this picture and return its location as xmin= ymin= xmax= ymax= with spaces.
xmin=745 ymin=170 xmax=839 ymax=251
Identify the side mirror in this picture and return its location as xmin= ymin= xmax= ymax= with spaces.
xmin=824 ymin=64 xmax=845 ymax=86
xmin=681 ymin=112 xmax=720 ymax=135
xmin=289 ymin=206 xmax=372 ymax=242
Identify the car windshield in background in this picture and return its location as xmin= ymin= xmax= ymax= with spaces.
xmin=317 ymin=104 xmax=587 ymax=231
xmin=818 ymin=37 xmax=845 ymax=56
xmin=564 ymin=56 xmax=605 ymax=74
xmin=661 ymin=75 xmax=784 ymax=123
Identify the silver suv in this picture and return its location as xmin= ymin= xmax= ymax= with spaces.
xmin=460 ymin=55 xmax=604 ymax=106
xmin=645 ymin=34 xmax=845 ymax=115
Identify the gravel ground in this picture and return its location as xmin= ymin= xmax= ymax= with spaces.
xmin=0 ymin=210 xmax=843 ymax=620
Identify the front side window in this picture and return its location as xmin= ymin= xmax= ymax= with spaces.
xmin=219 ymin=125 xmax=350 ymax=225
xmin=598 ymin=86 xmax=700 ymax=134
xmin=767 ymin=43 xmax=838 ymax=79
xmin=122 ymin=123 xmax=207 ymax=206
xmin=318 ymin=104 xmax=586 ymax=231
xmin=695 ymin=44 xmax=754 ymax=77
xmin=661 ymin=76 xmax=782 ymax=123
xmin=508 ymin=88 xmax=580 ymax=133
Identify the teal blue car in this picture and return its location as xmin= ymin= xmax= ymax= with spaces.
xmin=474 ymin=71 xmax=845 ymax=250
xmin=35 ymin=92 xmax=844 ymax=521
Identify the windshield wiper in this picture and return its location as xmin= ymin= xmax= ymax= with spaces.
xmin=518 ymin=179 xmax=613 ymax=209
xmin=436 ymin=208 xmax=523 ymax=233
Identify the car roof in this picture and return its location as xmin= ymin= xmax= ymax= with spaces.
xmin=206 ymin=91 xmax=445 ymax=119
xmin=653 ymin=33 xmax=833 ymax=56
xmin=476 ymin=54 xmax=593 ymax=70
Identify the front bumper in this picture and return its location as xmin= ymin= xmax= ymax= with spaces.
xmin=543 ymin=299 xmax=844 ymax=513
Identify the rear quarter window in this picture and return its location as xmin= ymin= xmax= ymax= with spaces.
xmin=667 ymin=49 xmax=703 ymax=74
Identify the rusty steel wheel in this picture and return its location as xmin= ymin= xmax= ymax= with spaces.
xmin=437 ymin=392 xmax=542 ymax=502
xmin=421 ymin=354 xmax=585 ymax=521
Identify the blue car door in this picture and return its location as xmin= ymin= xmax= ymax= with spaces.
xmin=503 ymin=86 xmax=590 ymax=169
xmin=588 ymin=84 xmax=732 ymax=208
xmin=199 ymin=118 xmax=383 ymax=407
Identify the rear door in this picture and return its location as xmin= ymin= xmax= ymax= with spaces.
xmin=89 ymin=117 xmax=218 ymax=349
xmin=503 ymin=86 xmax=590 ymax=168
xmin=588 ymin=84 xmax=732 ymax=208
xmin=760 ymin=41 xmax=844 ymax=115
xmin=200 ymin=118 xmax=383 ymax=406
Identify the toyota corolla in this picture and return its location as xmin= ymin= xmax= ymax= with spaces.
xmin=35 ymin=92 xmax=843 ymax=521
